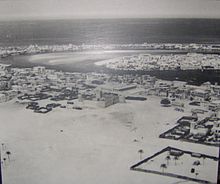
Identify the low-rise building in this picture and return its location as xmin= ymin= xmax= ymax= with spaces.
xmin=97 ymin=92 xmax=120 ymax=108
xmin=190 ymin=121 xmax=209 ymax=136
xmin=191 ymin=88 xmax=210 ymax=101
xmin=212 ymin=121 xmax=220 ymax=138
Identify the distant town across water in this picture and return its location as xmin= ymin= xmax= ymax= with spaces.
xmin=1 ymin=45 xmax=220 ymax=85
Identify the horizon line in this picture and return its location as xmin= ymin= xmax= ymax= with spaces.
xmin=0 ymin=16 xmax=220 ymax=22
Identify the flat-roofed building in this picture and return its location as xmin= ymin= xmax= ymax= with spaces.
xmin=0 ymin=93 xmax=6 ymax=103
xmin=191 ymin=88 xmax=210 ymax=101
xmin=212 ymin=121 xmax=220 ymax=138
xmin=0 ymin=63 xmax=11 ymax=71
xmin=33 ymin=66 xmax=46 ymax=74
xmin=97 ymin=92 xmax=119 ymax=108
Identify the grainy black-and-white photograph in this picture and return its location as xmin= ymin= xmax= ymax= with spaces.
xmin=0 ymin=0 xmax=220 ymax=184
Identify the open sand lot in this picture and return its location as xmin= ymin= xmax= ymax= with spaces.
xmin=0 ymin=96 xmax=218 ymax=184
xmin=135 ymin=148 xmax=218 ymax=183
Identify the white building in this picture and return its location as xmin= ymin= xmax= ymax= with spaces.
xmin=191 ymin=88 xmax=210 ymax=101
xmin=212 ymin=121 xmax=220 ymax=138
xmin=190 ymin=121 xmax=209 ymax=136
xmin=97 ymin=93 xmax=120 ymax=108
xmin=0 ymin=93 xmax=6 ymax=103
xmin=33 ymin=66 xmax=46 ymax=74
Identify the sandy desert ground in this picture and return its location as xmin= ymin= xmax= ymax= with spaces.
xmin=0 ymin=96 xmax=218 ymax=184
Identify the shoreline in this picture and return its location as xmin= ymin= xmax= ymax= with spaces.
xmin=1 ymin=50 xmax=220 ymax=85
xmin=0 ymin=49 xmax=189 ymax=71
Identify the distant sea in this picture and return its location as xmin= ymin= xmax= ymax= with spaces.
xmin=1 ymin=18 xmax=220 ymax=47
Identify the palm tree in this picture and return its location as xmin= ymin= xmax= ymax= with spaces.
xmin=6 ymin=151 xmax=11 ymax=161
xmin=138 ymin=149 xmax=144 ymax=160
xmin=174 ymin=155 xmax=179 ymax=165
xmin=3 ymin=158 xmax=6 ymax=166
xmin=202 ymin=156 xmax=206 ymax=165
xmin=191 ymin=168 xmax=195 ymax=174
xmin=1 ymin=143 xmax=4 ymax=149
xmin=165 ymin=155 xmax=171 ymax=165
xmin=195 ymin=172 xmax=199 ymax=179
xmin=160 ymin=163 xmax=167 ymax=173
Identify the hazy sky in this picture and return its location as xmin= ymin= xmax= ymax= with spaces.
xmin=0 ymin=0 xmax=220 ymax=20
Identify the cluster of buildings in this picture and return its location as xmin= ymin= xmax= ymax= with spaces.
xmin=0 ymin=64 xmax=128 ymax=110
xmin=1 ymin=63 xmax=220 ymax=108
xmin=1 ymin=43 xmax=220 ymax=59
xmin=100 ymin=53 xmax=220 ymax=71
xmin=160 ymin=114 xmax=220 ymax=146
xmin=0 ymin=62 xmax=220 ymax=144
xmin=0 ymin=64 xmax=17 ymax=103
